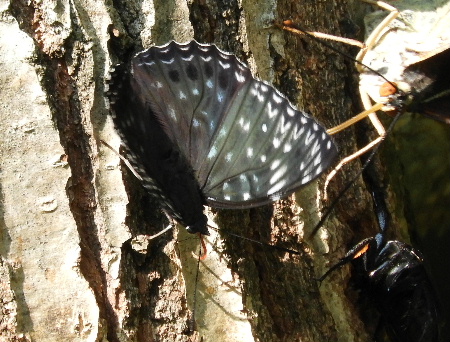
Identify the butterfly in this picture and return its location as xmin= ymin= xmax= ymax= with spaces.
xmin=106 ymin=40 xmax=337 ymax=235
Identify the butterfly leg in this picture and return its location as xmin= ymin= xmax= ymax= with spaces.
xmin=147 ymin=222 xmax=174 ymax=239
xmin=323 ymin=88 xmax=387 ymax=199
xmin=355 ymin=0 xmax=400 ymax=72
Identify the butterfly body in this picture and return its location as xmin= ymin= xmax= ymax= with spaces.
xmin=107 ymin=41 xmax=337 ymax=234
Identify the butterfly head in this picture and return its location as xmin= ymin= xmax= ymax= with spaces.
xmin=185 ymin=214 xmax=210 ymax=236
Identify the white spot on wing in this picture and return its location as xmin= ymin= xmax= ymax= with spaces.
xmin=272 ymin=93 xmax=282 ymax=104
xmin=168 ymin=107 xmax=177 ymax=121
xmin=268 ymin=179 xmax=287 ymax=195
xmin=270 ymin=165 xmax=287 ymax=185
xmin=161 ymin=58 xmax=175 ymax=64
xmin=235 ymin=72 xmax=246 ymax=82
xmin=181 ymin=54 xmax=195 ymax=61
xmin=219 ymin=61 xmax=231 ymax=69
xmin=247 ymin=147 xmax=253 ymax=158
xmin=273 ymin=137 xmax=280 ymax=148
xmin=208 ymin=146 xmax=218 ymax=159
xmin=271 ymin=159 xmax=280 ymax=170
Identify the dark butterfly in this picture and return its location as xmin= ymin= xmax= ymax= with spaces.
xmin=320 ymin=189 xmax=440 ymax=342
xmin=106 ymin=40 xmax=337 ymax=235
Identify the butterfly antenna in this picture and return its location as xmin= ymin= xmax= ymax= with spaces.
xmin=100 ymin=139 xmax=143 ymax=181
xmin=189 ymin=242 xmax=202 ymax=333
xmin=277 ymin=21 xmax=398 ymax=91
xmin=309 ymin=109 xmax=403 ymax=238
xmin=208 ymin=226 xmax=301 ymax=255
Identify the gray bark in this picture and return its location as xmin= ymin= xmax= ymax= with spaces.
xmin=2 ymin=0 xmax=449 ymax=341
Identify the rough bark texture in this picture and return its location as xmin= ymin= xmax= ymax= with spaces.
xmin=1 ymin=0 xmax=449 ymax=341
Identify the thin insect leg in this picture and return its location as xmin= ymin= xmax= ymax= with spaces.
xmin=279 ymin=3 xmax=399 ymax=199
xmin=326 ymin=102 xmax=384 ymax=135
xmin=324 ymin=95 xmax=387 ymax=198
xmin=145 ymin=223 xmax=173 ymax=239
xmin=355 ymin=0 xmax=399 ymax=71
xmin=280 ymin=22 xmax=365 ymax=48
xmin=323 ymin=136 xmax=384 ymax=200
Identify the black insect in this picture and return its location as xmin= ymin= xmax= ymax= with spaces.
xmin=393 ymin=47 xmax=450 ymax=123
xmin=106 ymin=40 xmax=337 ymax=235
xmin=319 ymin=189 xmax=440 ymax=342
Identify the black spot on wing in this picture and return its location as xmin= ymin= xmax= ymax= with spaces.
xmin=168 ymin=69 xmax=180 ymax=83
xmin=186 ymin=63 xmax=198 ymax=81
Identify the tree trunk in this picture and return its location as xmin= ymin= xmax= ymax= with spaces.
xmin=3 ymin=0 xmax=447 ymax=341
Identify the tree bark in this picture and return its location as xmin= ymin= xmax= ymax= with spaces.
xmin=4 ymin=0 xmax=448 ymax=342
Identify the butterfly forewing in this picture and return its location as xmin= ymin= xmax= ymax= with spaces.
xmin=132 ymin=41 xmax=250 ymax=172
